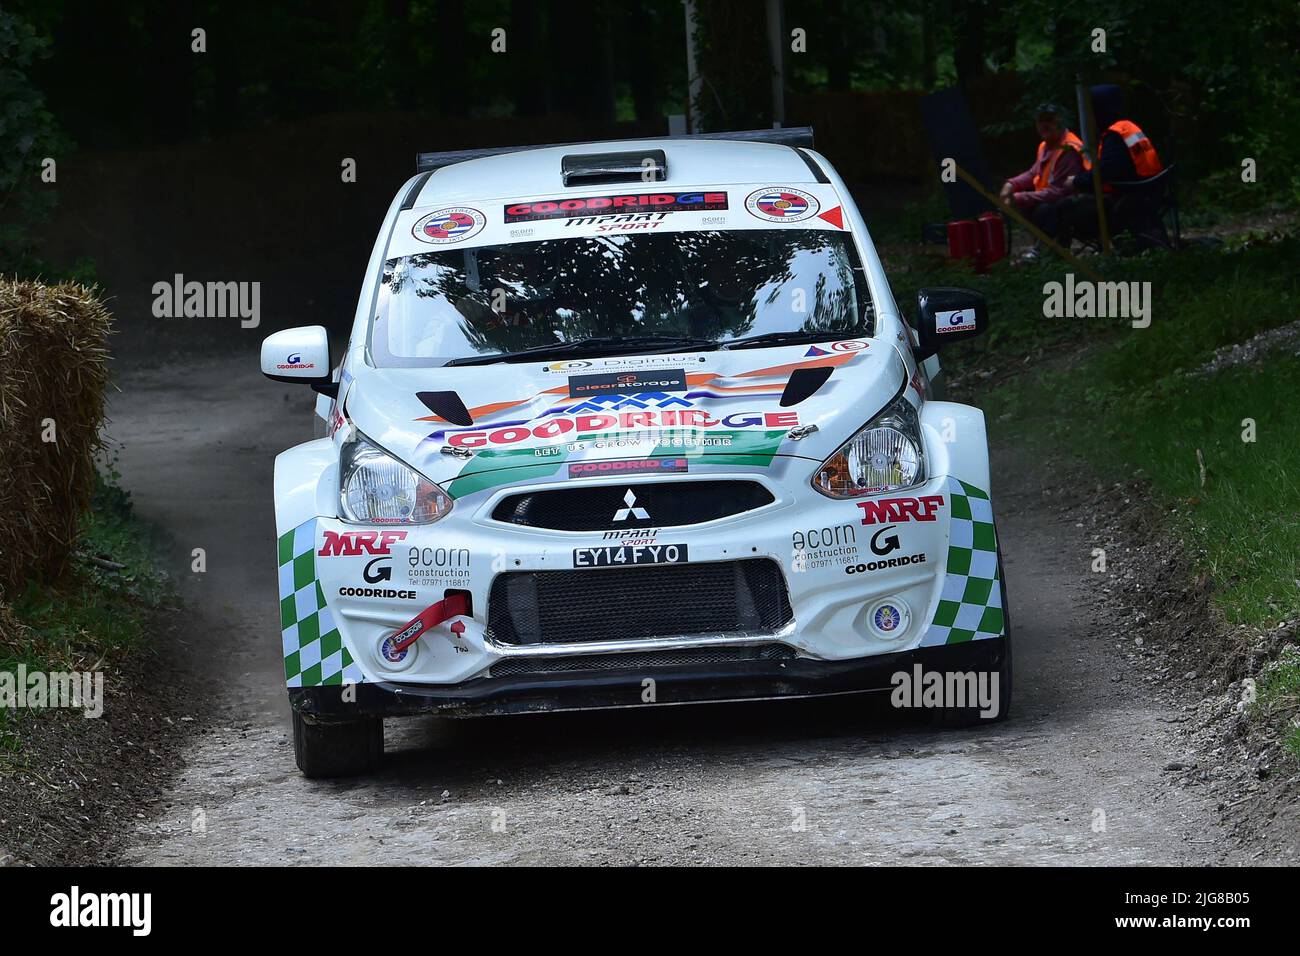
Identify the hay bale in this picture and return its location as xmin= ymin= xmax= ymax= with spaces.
xmin=0 ymin=281 xmax=111 ymax=597
xmin=0 ymin=600 xmax=31 ymax=657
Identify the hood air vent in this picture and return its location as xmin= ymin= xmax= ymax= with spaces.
xmin=780 ymin=365 xmax=834 ymax=407
xmin=417 ymin=390 xmax=473 ymax=427
xmin=561 ymin=149 xmax=667 ymax=187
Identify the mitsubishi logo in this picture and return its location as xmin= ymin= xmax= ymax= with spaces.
xmin=613 ymin=488 xmax=650 ymax=522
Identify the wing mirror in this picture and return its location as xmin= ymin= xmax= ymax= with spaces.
xmin=261 ymin=326 xmax=337 ymax=397
xmin=913 ymin=287 xmax=989 ymax=361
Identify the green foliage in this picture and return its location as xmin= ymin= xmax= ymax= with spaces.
xmin=0 ymin=8 xmax=68 ymax=275
xmin=1 ymin=0 xmax=1294 ymax=225
xmin=6 ymin=0 xmax=689 ymax=144
xmin=784 ymin=2 xmax=955 ymax=93
xmin=1000 ymin=0 xmax=1300 ymax=196
xmin=0 ymin=466 xmax=172 ymax=708
xmin=0 ymin=470 xmax=171 ymax=753
xmin=978 ymin=236 xmax=1300 ymax=627
xmin=691 ymin=0 xmax=771 ymax=129
xmin=0 ymin=464 xmax=171 ymax=751
xmin=1255 ymin=646 xmax=1300 ymax=759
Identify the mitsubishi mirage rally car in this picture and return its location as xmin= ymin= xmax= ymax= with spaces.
xmin=261 ymin=128 xmax=1010 ymax=777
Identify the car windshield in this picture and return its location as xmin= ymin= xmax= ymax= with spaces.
xmin=369 ymin=229 xmax=873 ymax=367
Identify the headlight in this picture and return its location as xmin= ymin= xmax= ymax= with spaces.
xmin=339 ymin=431 xmax=452 ymax=524
xmin=812 ymin=392 xmax=924 ymax=498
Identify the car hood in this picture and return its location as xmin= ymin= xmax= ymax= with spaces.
xmin=345 ymin=340 xmax=907 ymax=496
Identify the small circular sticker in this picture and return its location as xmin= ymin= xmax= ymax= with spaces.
xmin=745 ymin=186 xmax=820 ymax=223
xmin=412 ymin=206 xmax=486 ymax=244
xmin=868 ymin=599 xmax=910 ymax=639
xmin=379 ymin=635 xmax=410 ymax=664
xmin=874 ymin=604 xmax=902 ymax=632
xmin=830 ymin=340 xmax=869 ymax=352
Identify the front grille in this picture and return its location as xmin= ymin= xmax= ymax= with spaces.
xmin=491 ymin=480 xmax=773 ymax=531
xmin=490 ymin=644 xmax=795 ymax=678
xmin=485 ymin=558 xmax=793 ymax=645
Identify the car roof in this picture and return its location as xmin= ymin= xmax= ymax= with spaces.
xmin=408 ymin=138 xmax=823 ymax=208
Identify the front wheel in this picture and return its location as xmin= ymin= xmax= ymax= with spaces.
xmin=292 ymin=710 xmax=383 ymax=778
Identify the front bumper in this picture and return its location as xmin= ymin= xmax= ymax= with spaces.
xmin=290 ymin=636 xmax=1007 ymax=719
xmin=280 ymin=467 xmax=1005 ymax=691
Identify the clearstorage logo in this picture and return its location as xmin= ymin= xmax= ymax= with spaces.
xmin=49 ymin=886 xmax=151 ymax=936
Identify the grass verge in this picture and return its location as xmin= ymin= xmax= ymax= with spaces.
xmin=912 ymin=232 xmax=1300 ymax=754
xmin=0 ymin=465 xmax=172 ymax=756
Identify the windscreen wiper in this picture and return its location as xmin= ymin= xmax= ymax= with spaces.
xmin=721 ymin=330 xmax=858 ymax=350
xmin=445 ymin=335 xmax=717 ymax=367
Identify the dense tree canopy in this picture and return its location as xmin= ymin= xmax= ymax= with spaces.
xmin=9 ymin=0 xmax=1295 ymax=152
xmin=3 ymin=0 xmax=1296 ymax=273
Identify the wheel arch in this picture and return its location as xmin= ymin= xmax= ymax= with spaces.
xmin=274 ymin=439 xmax=338 ymax=537
xmin=918 ymin=400 xmax=991 ymax=493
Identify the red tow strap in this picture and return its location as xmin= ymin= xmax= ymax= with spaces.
xmin=389 ymin=593 xmax=469 ymax=653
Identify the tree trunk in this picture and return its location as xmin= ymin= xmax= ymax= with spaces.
xmin=921 ymin=1 xmax=938 ymax=91
xmin=825 ymin=0 xmax=852 ymax=92
xmin=387 ymin=0 xmax=417 ymax=110
xmin=953 ymin=0 xmax=987 ymax=87
xmin=625 ymin=2 xmax=661 ymax=123
xmin=149 ymin=0 xmax=196 ymax=143
xmin=436 ymin=0 xmax=468 ymax=117
xmin=511 ymin=0 xmax=546 ymax=116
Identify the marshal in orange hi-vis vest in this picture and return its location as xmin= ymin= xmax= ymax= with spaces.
xmin=1032 ymin=130 xmax=1091 ymax=191
xmin=1105 ymin=120 xmax=1164 ymax=178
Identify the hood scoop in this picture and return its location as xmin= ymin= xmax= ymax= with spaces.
xmin=779 ymin=366 xmax=834 ymax=407
xmin=417 ymin=390 xmax=474 ymax=427
xmin=561 ymin=149 xmax=667 ymax=186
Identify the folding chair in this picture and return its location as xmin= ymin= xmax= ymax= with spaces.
xmin=1078 ymin=163 xmax=1180 ymax=253
xmin=1109 ymin=163 xmax=1180 ymax=250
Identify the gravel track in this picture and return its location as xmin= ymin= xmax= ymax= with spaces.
xmin=106 ymin=356 xmax=1239 ymax=866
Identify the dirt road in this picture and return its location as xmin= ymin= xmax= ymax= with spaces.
xmin=106 ymin=355 xmax=1239 ymax=865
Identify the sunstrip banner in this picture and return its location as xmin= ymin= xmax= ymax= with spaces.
xmin=504 ymin=192 xmax=728 ymax=222
xmin=387 ymin=183 xmax=847 ymax=258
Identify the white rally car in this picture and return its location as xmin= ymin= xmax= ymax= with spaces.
xmin=261 ymin=129 xmax=1010 ymax=777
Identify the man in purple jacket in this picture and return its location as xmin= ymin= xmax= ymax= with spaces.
xmin=999 ymin=104 xmax=1088 ymax=260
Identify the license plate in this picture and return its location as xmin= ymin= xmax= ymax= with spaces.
xmin=572 ymin=544 xmax=689 ymax=567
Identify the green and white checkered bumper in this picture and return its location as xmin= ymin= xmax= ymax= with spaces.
xmin=277 ymin=518 xmax=364 ymax=687
xmin=920 ymin=477 xmax=1005 ymax=646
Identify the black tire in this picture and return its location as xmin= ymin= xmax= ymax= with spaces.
xmin=292 ymin=710 xmax=383 ymax=778
xmin=930 ymin=551 xmax=1013 ymax=728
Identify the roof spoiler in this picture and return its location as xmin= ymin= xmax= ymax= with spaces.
xmin=415 ymin=126 xmax=814 ymax=173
